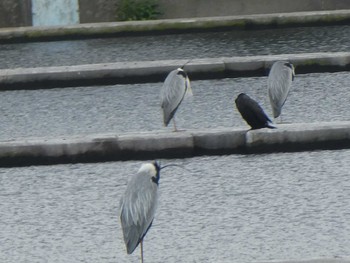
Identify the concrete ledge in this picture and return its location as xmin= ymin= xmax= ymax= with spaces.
xmin=245 ymin=122 xmax=350 ymax=153
xmin=1 ymin=10 xmax=350 ymax=43
xmin=1 ymin=121 xmax=350 ymax=167
xmin=1 ymin=52 xmax=350 ymax=90
xmin=258 ymin=259 xmax=350 ymax=263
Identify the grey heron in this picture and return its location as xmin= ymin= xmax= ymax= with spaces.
xmin=161 ymin=67 xmax=192 ymax=131
xmin=120 ymin=161 xmax=178 ymax=262
xmin=235 ymin=93 xmax=275 ymax=130
xmin=267 ymin=61 xmax=295 ymax=120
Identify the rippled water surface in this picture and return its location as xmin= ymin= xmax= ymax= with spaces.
xmin=1 ymin=24 xmax=350 ymax=263
xmin=0 ymin=71 xmax=349 ymax=140
xmin=0 ymin=25 xmax=349 ymax=69
xmin=0 ymin=151 xmax=349 ymax=262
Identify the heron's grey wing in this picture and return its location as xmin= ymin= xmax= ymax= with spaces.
xmin=161 ymin=69 xmax=188 ymax=126
xmin=119 ymin=172 xmax=158 ymax=254
xmin=268 ymin=61 xmax=293 ymax=118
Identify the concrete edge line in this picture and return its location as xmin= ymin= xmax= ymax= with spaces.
xmin=0 ymin=121 xmax=350 ymax=167
xmin=0 ymin=52 xmax=350 ymax=90
xmin=1 ymin=10 xmax=350 ymax=43
xmin=245 ymin=122 xmax=350 ymax=153
xmin=256 ymin=258 xmax=350 ymax=263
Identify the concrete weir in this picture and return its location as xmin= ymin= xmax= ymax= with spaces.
xmin=1 ymin=121 xmax=350 ymax=167
xmin=0 ymin=52 xmax=350 ymax=90
xmin=1 ymin=10 xmax=350 ymax=43
xmin=259 ymin=259 xmax=350 ymax=263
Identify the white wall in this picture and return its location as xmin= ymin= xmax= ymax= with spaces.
xmin=32 ymin=0 xmax=79 ymax=26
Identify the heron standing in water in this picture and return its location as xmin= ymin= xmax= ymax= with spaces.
xmin=268 ymin=61 xmax=295 ymax=122
xmin=161 ymin=67 xmax=192 ymax=131
xmin=120 ymin=161 xmax=181 ymax=262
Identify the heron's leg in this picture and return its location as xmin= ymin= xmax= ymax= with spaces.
xmin=173 ymin=118 xmax=178 ymax=132
xmin=275 ymin=114 xmax=282 ymax=124
xmin=140 ymin=240 xmax=144 ymax=263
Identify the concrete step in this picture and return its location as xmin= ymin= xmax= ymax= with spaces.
xmin=1 ymin=52 xmax=350 ymax=90
xmin=258 ymin=259 xmax=350 ymax=263
xmin=1 ymin=10 xmax=350 ymax=43
xmin=1 ymin=121 xmax=350 ymax=167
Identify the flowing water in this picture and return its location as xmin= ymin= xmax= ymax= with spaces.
xmin=0 ymin=24 xmax=349 ymax=263
xmin=0 ymin=71 xmax=349 ymax=140
xmin=0 ymin=151 xmax=349 ymax=262
xmin=0 ymin=25 xmax=349 ymax=69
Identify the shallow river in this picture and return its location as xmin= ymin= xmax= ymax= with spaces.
xmin=0 ymin=71 xmax=349 ymax=140
xmin=0 ymin=150 xmax=349 ymax=262
xmin=0 ymin=24 xmax=349 ymax=263
xmin=0 ymin=25 xmax=349 ymax=69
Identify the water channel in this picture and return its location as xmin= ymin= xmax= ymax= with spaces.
xmin=0 ymin=25 xmax=349 ymax=262
xmin=0 ymin=25 xmax=349 ymax=69
xmin=0 ymin=72 xmax=349 ymax=140
xmin=0 ymin=151 xmax=349 ymax=262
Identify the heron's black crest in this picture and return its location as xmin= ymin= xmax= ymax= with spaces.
xmin=177 ymin=70 xmax=187 ymax=78
xmin=285 ymin=62 xmax=296 ymax=81
xmin=152 ymin=161 xmax=161 ymax=185
xmin=235 ymin=93 xmax=275 ymax=130
xmin=153 ymin=161 xmax=161 ymax=173
xmin=284 ymin=62 xmax=293 ymax=70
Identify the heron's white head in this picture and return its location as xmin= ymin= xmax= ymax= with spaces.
xmin=138 ymin=163 xmax=157 ymax=176
xmin=138 ymin=161 xmax=189 ymax=184
xmin=138 ymin=161 xmax=161 ymax=184
xmin=176 ymin=68 xmax=185 ymax=75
